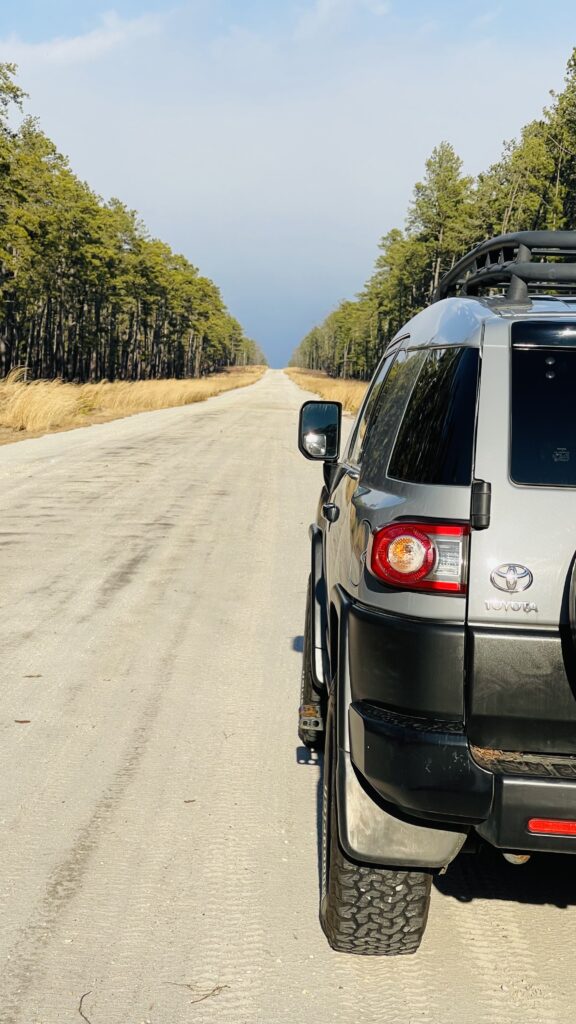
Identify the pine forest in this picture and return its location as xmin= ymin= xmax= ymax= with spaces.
xmin=290 ymin=49 xmax=576 ymax=379
xmin=0 ymin=64 xmax=265 ymax=383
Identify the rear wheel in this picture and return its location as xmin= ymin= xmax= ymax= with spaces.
xmin=320 ymin=703 xmax=432 ymax=955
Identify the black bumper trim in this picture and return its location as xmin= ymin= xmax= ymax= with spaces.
xmin=360 ymin=703 xmax=465 ymax=735
xmin=347 ymin=599 xmax=465 ymax=719
xmin=476 ymin=776 xmax=576 ymax=854
xmin=349 ymin=701 xmax=493 ymax=823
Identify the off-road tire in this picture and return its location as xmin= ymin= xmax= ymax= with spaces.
xmin=320 ymin=706 xmax=432 ymax=955
xmin=298 ymin=575 xmax=325 ymax=750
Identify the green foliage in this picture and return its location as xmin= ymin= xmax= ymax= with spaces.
xmin=0 ymin=64 xmax=264 ymax=381
xmin=291 ymin=49 xmax=576 ymax=378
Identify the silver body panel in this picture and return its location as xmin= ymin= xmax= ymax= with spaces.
xmin=327 ymin=294 xmax=576 ymax=631
xmin=469 ymin=315 xmax=576 ymax=629
xmin=326 ymin=298 xmax=485 ymax=623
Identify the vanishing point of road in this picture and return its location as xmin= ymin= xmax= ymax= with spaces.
xmin=0 ymin=370 xmax=573 ymax=1023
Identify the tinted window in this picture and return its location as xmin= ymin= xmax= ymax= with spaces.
xmin=511 ymin=340 xmax=576 ymax=487
xmin=348 ymin=348 xmax=398 ymax=465
xmin=360 ymin=349 xmax=426 ymax=487
xmin=511 ymin=320 xmax=576 ymax=348
xmin=388 ymin=347 xmax=479 ymax=486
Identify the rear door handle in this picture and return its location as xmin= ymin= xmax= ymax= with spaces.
xmin=322 ymin=502 xmax=340 ymax=523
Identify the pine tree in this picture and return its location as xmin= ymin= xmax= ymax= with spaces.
xmin=291 ymin=49 xmax=576 ymax=380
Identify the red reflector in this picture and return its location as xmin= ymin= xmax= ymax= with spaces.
xmin=527 ymin=818 xmax=576 ymax=836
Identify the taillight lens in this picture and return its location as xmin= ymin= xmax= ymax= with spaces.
xmin=369 ymin=522 xmax=469 ymax=594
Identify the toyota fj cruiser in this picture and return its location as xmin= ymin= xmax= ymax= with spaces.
xmin=297 ymin=232 xmax=576 ymax=955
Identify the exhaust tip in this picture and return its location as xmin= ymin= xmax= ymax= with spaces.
xmin=502 ymin=852 xmax=531 ymax=866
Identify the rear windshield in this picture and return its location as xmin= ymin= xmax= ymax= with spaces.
xmin=387 ymin=346 xmax=480 ymax=486
xmin=511 ymin=322 xmax=576 ymax=487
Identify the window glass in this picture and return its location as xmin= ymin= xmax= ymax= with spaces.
xmin=348 ymin=348 xmax=398 ymax=465
xmin=510 ymin=320 xmax=576 ymax=348
xmin=387 ymin=347 xmax=479 ymax=487
xmin=511 ymin=344 xmax=576 ymax=487
xmin=360 ymin=349 xmax=426 ymax=487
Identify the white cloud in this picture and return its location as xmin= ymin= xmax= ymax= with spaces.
xmin=0 ymin=11 xmax=164 ymax=67
xmin=295 ymin=0 xmax=390 ymax=39
xmin=366 ymin=0 xmax=390 ymax=12
xmin=470 ymin=9 xmax=502 ymax=30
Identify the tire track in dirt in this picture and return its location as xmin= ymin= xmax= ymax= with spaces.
xmin=1 ymin=372 xmax=576 ymax=1023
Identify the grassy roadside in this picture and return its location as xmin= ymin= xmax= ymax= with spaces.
xmin=284 ymin=368 xmax=367 ymax=414
xmin=0 ymin=366 xmax=266 ymax=445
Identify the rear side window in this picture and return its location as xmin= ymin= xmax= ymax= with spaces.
xmin=388 ymin=347 xmax=480 ymax=486
xmin=360 ymin=348 xmax=426 ymax=487
xmin=511 ymin=322 xmax=576 ymax=487
xmin=348 ymin=348 xmax=398 ymax=465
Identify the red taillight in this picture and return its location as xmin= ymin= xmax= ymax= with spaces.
xmin=527 ymin=818 xmax=576 ymax=836
xmin=369 ymin=521 xmax=469 ymax=594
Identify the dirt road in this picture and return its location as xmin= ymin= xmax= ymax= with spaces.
xmin=0 ymin=369 xmax=573 ymax=1023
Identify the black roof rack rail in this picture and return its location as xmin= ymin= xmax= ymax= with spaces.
xmin=435 ymin=231 xmax=576 ymax=303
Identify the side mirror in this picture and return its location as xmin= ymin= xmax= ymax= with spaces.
xmin=298 ymin=400 xmax=341 ymax=461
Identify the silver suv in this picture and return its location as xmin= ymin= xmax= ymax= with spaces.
xmin=297 ymin=231 xmax=576 ymax=955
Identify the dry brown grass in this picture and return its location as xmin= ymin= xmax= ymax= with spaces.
xmin=0 ymin=366 xmax=266 ymax=441
xmin=284 ymin=368 xmax=367 ymax=414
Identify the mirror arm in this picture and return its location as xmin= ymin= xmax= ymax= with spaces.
xmin=323 ymin=460 xmax=340 ymax=490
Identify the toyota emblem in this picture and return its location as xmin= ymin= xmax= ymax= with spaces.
xmin=490 ymin=563 xmax=533 ymax=593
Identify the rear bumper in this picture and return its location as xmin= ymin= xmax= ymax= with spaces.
xmin=349 ymin=702 xmax=493 ymax=823
xmin=477 ymin=776 xmax=576 ymax=854
xmin=350 ymin=701 xmax=576 ymax=853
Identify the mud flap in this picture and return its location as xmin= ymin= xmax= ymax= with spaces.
xmin=336 ymin=749 xmax=467 ymax=870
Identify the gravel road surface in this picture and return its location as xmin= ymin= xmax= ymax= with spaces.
xmin=0 ymin=369 xmax=574 ymax=1023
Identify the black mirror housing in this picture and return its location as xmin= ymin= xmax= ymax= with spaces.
xmin=298 ymin=401 xmax=342 ymax=461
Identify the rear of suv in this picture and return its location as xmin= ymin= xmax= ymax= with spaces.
xmin=297 ymin=231 xmax=576 ymax=955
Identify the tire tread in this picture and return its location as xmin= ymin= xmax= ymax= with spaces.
xmin=322 ymin=849 xmax=431 ymax=954
xmin=320 ymin=713 xmax=431 ymax=956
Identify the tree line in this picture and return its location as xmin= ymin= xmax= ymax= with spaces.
xmin=291 ymin=49 xmax=576 ymax=379
xmin=0 ymin=64 xmax=265 ymax=382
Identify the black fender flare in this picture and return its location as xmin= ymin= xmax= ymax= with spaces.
xmin=308 ymin=523 xmax=329 ymax=690
xmin=330 ymin=585 xmax=467 ymax=869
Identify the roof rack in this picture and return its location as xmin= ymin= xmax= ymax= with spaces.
xmin=435 ymin=231 xmax=576 ymax=303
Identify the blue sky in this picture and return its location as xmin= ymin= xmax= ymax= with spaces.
xmin=0 ymin=2 xmax=574 ymax=366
